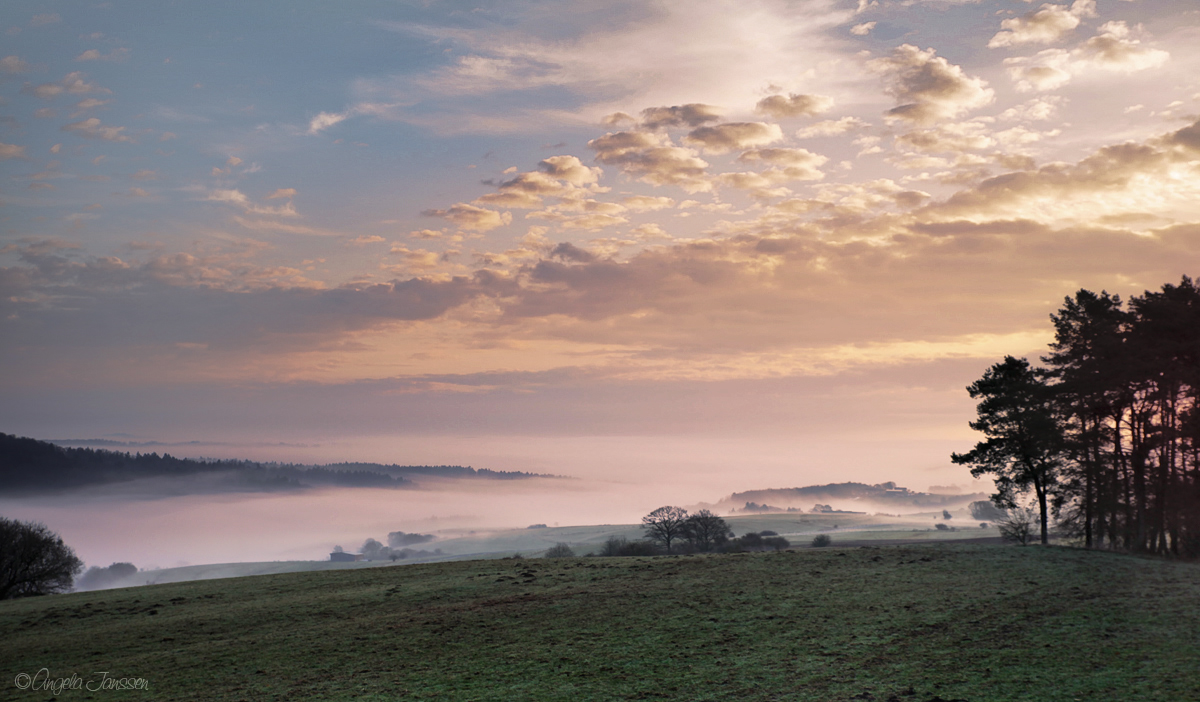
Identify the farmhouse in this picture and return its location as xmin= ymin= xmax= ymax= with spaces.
xmin=329 ymin=551 xmax=362 ymax=562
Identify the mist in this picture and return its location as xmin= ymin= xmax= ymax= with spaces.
xmin=1 ymin=432 xmax=983 ymax=570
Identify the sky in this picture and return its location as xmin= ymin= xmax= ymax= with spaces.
xmin=3 ymin=0 xmax=1200 ymax=521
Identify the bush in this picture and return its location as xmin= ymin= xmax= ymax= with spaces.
xmin=387 ymin=531 xmax=435 ymax=548
xmin=0 ymin=517 xmax=83 ymax=599
xmin=935 ymin=523 xmax=950 ymax=531
xmin=811 ymin=534 xmax=832 ymax=548
xmin=598 ymin=536 xmax=661 ymax=557
xmin=77 ymin=562 xmax=137 ymax=591
xmin=544 ymin=543 xmax=575 ymax=558
xmin=969 ymin=500 xmax=1008 ymax=522
xmin=999 ymin=505 xmax=1038 ymax=546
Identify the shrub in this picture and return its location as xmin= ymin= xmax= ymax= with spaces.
xmin=811 ymin=534 xmax=832 ymax=548
xmin=935 ymin=523 xmax=950 ymax=531
xmin=387 ymin=531 xmax=435 ymax=548
xmin=598 ymin=536 xmax=661 ymax=557
xmin=0 ymin=517 xmax=83 ymax=599
xmin=77 ymin=562 xmax=137 ymax=591
xmin=544 ymin=543 xmax=575 ymax=558
xmin=998 ymin=505 xmax=1038 ymax=546
xmin=968 ymin=500 xmax=1008 ymax=522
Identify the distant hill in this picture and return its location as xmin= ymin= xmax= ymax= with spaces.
xmin=0 ymin=433 xmax=557 ymax=494
xmin=714 ymin=481 xmax=987 ymax=514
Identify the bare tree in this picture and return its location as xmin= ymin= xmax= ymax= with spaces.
xmin=998 ymin=504 xmax=1038 ymax=546
xmin=642 ymin=506 xmax=689 ymax=553
xmin=544 ymin=543 xmax=575 ymax=558
xmin=683 ymin=510 xmax=732 ymax=552
xmin=0 ymin=517 xmax=83 ymax=599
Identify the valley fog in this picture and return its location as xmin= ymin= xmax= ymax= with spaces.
xmin=3 ymin=433 xmax=979 ymax=569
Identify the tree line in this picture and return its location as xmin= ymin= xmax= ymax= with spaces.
xmin=953 ymin=276 xmax=1200 ymax=556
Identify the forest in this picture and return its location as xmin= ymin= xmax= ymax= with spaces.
xmin=954 ymin=276 xmax=1200 ymax=556
xmin=0 ymin=434 xmax=551 ymax=494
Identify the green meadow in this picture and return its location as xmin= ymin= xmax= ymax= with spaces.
xmin=3 ymin=543 xmax=1198 ymax=701
xmin=75 ymin=512 xmax=992 ymax=589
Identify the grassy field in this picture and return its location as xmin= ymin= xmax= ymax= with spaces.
xmin=83 ymin=512 xmax=986 ymax=590
xmin=3 ymin=543 xmax=1198 ymax=701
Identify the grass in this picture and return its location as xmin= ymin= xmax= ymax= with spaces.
xmin=2 ymin=543 xmax=1198 ymax=701
xmin=90 ymin=512 xmax=980 ymax=589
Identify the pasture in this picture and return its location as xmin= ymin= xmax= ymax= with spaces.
xmin=2 ymin=543 xmax=1198 ymax=701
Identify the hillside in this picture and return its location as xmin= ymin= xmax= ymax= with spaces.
xmin=77 ymin=511 xmax=994 ymax=591
xmin=2 ymin=544 xmax=1197 ymax=701
xmin=714 ymin=481 xmax=987 ymax=514
xmin=0 ymin=433 xmax=554 ymax=494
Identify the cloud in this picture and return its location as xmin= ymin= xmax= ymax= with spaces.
xmin=0 ymin=143 xmax=26 ymax=160
xmin=308 ymin=111 xmax=349 ymax=135
xmin=588 ymin=130 xmax=711 ymax=192
xmin=622 ymin=195 xmax=676 ymax=212
xmin=683 ymin=122 xmax=784 ymax=154
xmin=7 ymin=112 xmax=1200 ymax=391
xmin=0 ymin=56 xmax=29 ymax=74
xmin=28 ymin=72 xmax=111 ymax=100
xmin=267 ymin=188 xmax=297 ymax=199
xmin=76 ymin=48 xmax=130 ymax=62
xmin=755 ymin=93 xmax=834 ymax=118
xmin=530 ymin=211 xmax=628 ymax=231
xmin=207 ymin=189 xmax=299 ymax=218
xmin=640 ymin=104 xmax=723 ymax=130
xmin=997 ymin=96 xmax=1063 ymax=122
xmin=72 ymin=98 xmax=111 ymax=114
xmin=1076 ymin=21 xmax=1169 ymax=72
xmin=918 ymin=120 xmax=1200 ymax=225
xmin=130 ymin=170 xmax=158 ymax=181
xmin=537 ymin=155 xmax=602 ymax=186
xmin=472 ymin=155 xmax=605 ymax=210
xmin=869 ymin=45 xmax=994 ymax=124
xmin=1005 ymin=22 xmax=1170 ymax=92
xmin=61 ymin=117 xmax=133 ymax=142
xmin=725 ymin=147 xmax=829 ymax=190
xmin=895 ymin=122 xmax=993 ymax=154
xmin=367 ymin=2 xmax=854 ymax=134
xmin=422 ymin=203 xmax=513 ymax=231
xmin=30 ymin=13 xmax=60 ymax=26
xmin=389 ymin=245 xmax=444 ymax=272
xmin=987 ymin=0 xmax=1093 ymax=49
xmin=795 ymin=117 xmax=869 ymax=138
xmin=850 ymin=22 xmax=875 ymax=36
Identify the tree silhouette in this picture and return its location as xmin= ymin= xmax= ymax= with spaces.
xmin=682 ymin=510 xmax=732 ymax=552
xmin=0 ymin=517 xmax=83 ymax=599
xmin=642 ymin=506 xmax=689 ymax=553
xmin=952 ymin=356 xmax=1063 ymax=545
xmin=957 ymin=277 xmax=1200 ymax=555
